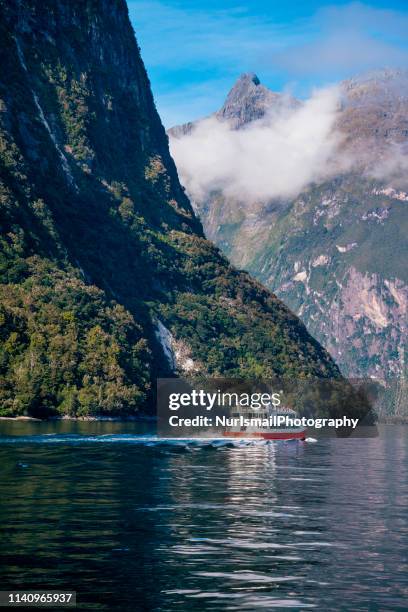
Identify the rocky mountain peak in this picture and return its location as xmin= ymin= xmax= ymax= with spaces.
xmin=168 ymin=73 xmax=299 ymax=136
xmin=216 ymin=73 xmax=298 ymax=128
xmin=225 ymin=72 xmax=262 ymax=97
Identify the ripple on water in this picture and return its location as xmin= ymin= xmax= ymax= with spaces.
xmin=0 ymin=423 xmax=407 ymax=611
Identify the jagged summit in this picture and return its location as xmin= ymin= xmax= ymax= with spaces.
xmin=243 ymin=72 xmax=261 ymax=84
xmin=229 ymin=72 xmax=261 ymax=91
xmin=168 ymin=73 xmax=299 ymax=137
xmin=216 ymin=73 xmax=297 ymax=128
xmin=218 ymin=73 xmax=264 ymax=118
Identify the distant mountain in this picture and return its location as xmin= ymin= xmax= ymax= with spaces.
xmin=169 ymin=72 xmax=299 ymax=138
xmin=170 ymin=72 xmax=408 ymax=415
xmin=0 ymin=1 xmax=341 ymax=417
xmin=337 ymin=70 xmax=408 ymax=170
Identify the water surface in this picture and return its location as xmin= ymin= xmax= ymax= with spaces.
xmin=0 ymin=422 xmax=407 ymax=610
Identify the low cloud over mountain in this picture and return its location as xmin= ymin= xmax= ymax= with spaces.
xmin=170 ymin=77 xmax=343 ymax=202
xmin=170 ymin=71 xmax=408 ymax=204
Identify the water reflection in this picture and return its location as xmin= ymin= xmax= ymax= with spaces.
xmin=0 ymin=424 xmax=407 ymax=610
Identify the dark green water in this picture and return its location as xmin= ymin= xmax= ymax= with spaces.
xmin=0 ymin=422 xmax=407 ymax=611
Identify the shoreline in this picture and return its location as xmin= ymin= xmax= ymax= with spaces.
xmin=0 ymin=414 xmax=157 ymax=422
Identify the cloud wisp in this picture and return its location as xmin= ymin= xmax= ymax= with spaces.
xmin=169 ymin=86 xmax=347 ymax=203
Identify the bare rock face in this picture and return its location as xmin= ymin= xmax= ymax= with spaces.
xmin=338 ymin=70 xmax=408 ymax=169
xmin=215 ymin=73 xmax=299 ymax=128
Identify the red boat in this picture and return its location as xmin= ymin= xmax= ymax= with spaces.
xmin=222 ymin=406 xmax=306 ymax=441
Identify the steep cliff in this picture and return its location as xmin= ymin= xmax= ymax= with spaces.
xmin=0 ymin=0 xmax=340 ymax=417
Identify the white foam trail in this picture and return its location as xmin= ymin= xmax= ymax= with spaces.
xmin=0 ymin=434 xmax=303 ymax=447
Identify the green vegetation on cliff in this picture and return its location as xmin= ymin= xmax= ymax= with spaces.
xmin=0 ymin=0 xmax=339 ymax=417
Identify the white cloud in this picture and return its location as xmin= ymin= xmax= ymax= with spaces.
xmin=169 ymin=86 xmax=347 ymax=203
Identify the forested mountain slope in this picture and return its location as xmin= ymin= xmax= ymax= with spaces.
xmin=0 ymin=0 xmax=339 ymax=417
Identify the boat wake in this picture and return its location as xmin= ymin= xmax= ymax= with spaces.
xmin=0 ymin=434 xmax=312 ymax=447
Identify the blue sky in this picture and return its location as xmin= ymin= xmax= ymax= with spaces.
xmin=127 ymin=1 xmax=408 ymax=126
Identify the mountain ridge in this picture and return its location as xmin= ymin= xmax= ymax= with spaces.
xmin=0 ymin=0 xmax=340 ymax=417
xmin=170 ymin=69 xmax=408 ymax=141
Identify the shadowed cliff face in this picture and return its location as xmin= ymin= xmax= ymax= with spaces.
xmin=169 ymin=73 xmax=408 ymax=413
xmin=0 ymin=0 xmax=340 ymax=417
